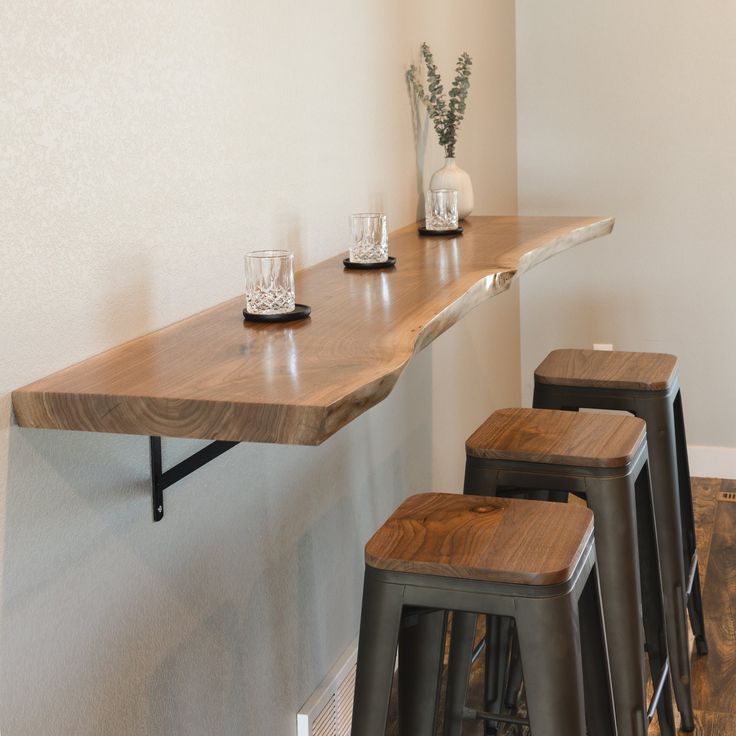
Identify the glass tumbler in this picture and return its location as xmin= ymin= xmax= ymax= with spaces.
xmin=425 ymin=189 xmax=459 ymax=231
xmin=349 ymin=213 xmax=388 ymax=263
xmin=244 ymin=250 xmax=295 ymax=315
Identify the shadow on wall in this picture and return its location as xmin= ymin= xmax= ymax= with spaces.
xmin=406 ymin=69 xmax=430 ymax=223
xmin=0 ymin=349 xmax=432 ymax=734
xmin=102 ymin=252 xmax=154 ymax=351
xmin=280 ymin=214 xmax=306 ymax=271
xmin=0 ymin=394 xmax=12 ymax=621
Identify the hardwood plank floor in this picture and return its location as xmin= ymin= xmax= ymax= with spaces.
xmin=688 ymin=481 xmax=736 ymax=728
xmin=692 ymin=477 xmax=721 ymax=580
xmin=385 ymin=478 xmax=736 ymax=735
xmin=688 ymin=710 xmax=736 ymax=736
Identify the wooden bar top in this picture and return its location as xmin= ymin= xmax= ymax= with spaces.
xmin=12 ymin=216 xmax=614 ymax=445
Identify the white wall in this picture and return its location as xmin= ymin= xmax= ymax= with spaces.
xmin=0 ymin=2 xmax=518 ymax=733
xmin=516 ymin=1 xmax=736 ymax=474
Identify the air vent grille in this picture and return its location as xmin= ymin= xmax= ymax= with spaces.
xmin=313 ymin=695 xmax=337 ymax=736
xmin=335 ymin=665 xmax=356 ymax=735
xmin=719 ymin=490 xmax=736 ymax=503
xmin=297 ymin=639 xmax=358 ymax=736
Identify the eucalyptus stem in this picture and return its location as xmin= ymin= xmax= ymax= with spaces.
xmin=407 ymin=43 xmax=472 ymax=159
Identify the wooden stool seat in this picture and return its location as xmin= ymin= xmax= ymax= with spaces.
xmin=465 ymin=407 xmax=646 ymax=468
xmin=365 ymin=492 xmax=593 ymax=586
xmin=535 ymin=348 xmax=678 ymax=391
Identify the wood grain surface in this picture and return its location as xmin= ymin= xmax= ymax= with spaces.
xmin=364 ymin=492 xmax=593 ymax=586
xmin=692 ymin=478 xmax=721 ymax=580
xmin=687 ymin=711 xmax=736 ymax=736
xmin=465 ymin=407 xmax=646 ymax=468
xmin=691 ymin=498 xmax=736 ymax=715
xmin=12 ymin=216 xmax=613 ymax=444
xmin=535 ymin=348 xmax=679 ymax=392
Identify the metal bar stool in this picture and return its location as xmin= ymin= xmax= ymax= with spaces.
xmin=351 ymin=493 xmax=615 ymax=736
xmin=446 ymin=408 xmax=675 ymax=736
xmin=534 ymin=348 xmax=706 ymax=732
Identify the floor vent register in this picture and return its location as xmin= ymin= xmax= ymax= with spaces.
xmin=297 ymin=639 xmax=358 ymax=736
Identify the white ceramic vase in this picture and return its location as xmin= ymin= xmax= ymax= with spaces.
xmin=429 ymin=157 xmax=474 ymax=220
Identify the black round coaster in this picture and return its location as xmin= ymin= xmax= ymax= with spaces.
xmin=243 ymin=304 xmax=311 ymax=323
xmin=343 ymin=256 xmax=397 ymax=270
xmin=418 ymin=225 xmax=464 ymax=236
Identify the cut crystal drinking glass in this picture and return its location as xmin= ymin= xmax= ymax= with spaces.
xmin=244 ymin=250 xmax=295 ymax=315
xmin=425 ymin=189 xmax=459 ymax=231
xmin=349 ymin=213 xmax=388 ymax=263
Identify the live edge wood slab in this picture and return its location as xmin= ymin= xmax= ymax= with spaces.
xmin=12 ymin=216 xmax=614 ymax=445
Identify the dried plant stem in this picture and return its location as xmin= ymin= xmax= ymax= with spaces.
xmin=407 ymin=43 xmax=472 ymax=159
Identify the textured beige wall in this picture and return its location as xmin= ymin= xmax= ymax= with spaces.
xmin=516 ymin=1 xmax=736 ymax=455
xmin=0 ymin=1 xmax=518 ymax=733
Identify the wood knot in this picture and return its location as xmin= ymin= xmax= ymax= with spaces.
xmin=471 ymin=505 xmax=496 ymax=514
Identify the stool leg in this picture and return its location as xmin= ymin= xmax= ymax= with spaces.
xmin=503 ymin=624 xmax=522 ymax=712
xmin=485 ymin=616 xmax=512 ymax=729
xmin=634 ymin=466 xmax=676 ymax=736
xmin=399 ymin=609 xmax=447 ymax=736
xmin=515 ymin=593 xmax=587 ymax=736
xmin=673 ymin=390 xmax=708 ymax=655
xmin=443 ymin=612 xmax=477 ymax=736
xmin=640 ymin=399 xmax=695 ymax=731
xmin=578 ymin=561 xmax=616 ymax=736
xmin=688 ymin=562 xmax=707 ymax=652
xmin=352 ymin=569 xmax=405 ymax=736
xmin=586 ymin=481 xmax=649 ymax=736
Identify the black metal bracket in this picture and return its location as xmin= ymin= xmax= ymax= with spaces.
xmin=149 ymin=436 xmax=239 ymax=522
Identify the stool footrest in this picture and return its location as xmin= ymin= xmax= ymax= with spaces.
xmin=399 ymin=606 xmax=444 ymax=628
xmin=686 ymin=551 xmax=698 ymax=598
xmin=471 ymin=637 xmax=486 ymax=664
xmin=463 ymin=706 xmax=529 ymax=727
xmin=647 ymin=658 xmax=671 ymax=722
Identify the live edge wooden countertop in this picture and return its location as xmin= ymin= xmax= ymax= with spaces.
xmin=12 ymin=216 xmax=614 ymax=445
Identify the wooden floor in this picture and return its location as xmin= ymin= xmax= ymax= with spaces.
xmin=677 ymin=477 xmax=736 ymax=735
xmin=386 ymin=477 xmax=736 ymax=735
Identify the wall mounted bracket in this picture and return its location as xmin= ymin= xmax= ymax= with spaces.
xmin=149 ymin=437 xmax=239 ymax=522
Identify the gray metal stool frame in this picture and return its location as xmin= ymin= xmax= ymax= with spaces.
xmin=351 ymin=526 xmax=614 ymax=736
xmin=447 ymin=423 xmax=675 ymax=736
xmin=534 ymin=359 xmax=705 ymax=732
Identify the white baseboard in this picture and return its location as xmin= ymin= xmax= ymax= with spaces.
xmin=687 ymin=445 xmax=736 ymax=480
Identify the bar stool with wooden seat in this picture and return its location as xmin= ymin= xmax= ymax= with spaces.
xmin=533 ymin=349 xmax=706 ymax=732
xmin=350 ymin=492 xmax=615 ymax=736
xmin=446 ymin=408 xmax=675 ymax=736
